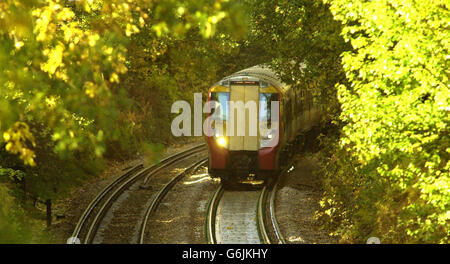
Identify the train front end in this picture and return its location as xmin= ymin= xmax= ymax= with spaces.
xmin=206 ymin=74 xmax=281 ymax=187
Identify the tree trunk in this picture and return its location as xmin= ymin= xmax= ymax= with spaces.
xmin=45 ymin=199 xmax=52 ymax=227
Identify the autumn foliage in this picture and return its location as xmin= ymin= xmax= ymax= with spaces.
xmin=0 ymin=0 xmax=448 ymax=243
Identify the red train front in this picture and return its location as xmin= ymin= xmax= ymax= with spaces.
xmin=205 ymin=66 xmax=283 ymax=187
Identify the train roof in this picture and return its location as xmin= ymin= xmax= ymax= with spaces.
xmin=217 ymin=65 xmax=289 ymax=92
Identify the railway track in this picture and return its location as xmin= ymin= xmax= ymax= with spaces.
xmin=71 ymin=143 xmax=206 ymax=244
xmin=138 ymin=158 xmax=208 ymax=244
xmin=205 ymin=179 xmax=285 ymax=244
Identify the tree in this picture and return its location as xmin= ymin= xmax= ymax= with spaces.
xmin=318 ymin=0 xmax=449 ymax=243
xmin=0 ymin=0 xmax=243 ymax=165
xmin=0 ymin=0 xmax=247 ymax=241
xmin=244 ymin=0 xmax=350 ymax=121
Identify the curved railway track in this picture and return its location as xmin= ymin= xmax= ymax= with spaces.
xmin=138 ymin=158 xmax=208 ymax=244
xmin=71 ymin=143 xmax=206 ymax=244
xmin=205 ymin=179 xmax=285 ymax=244
xmin=269 ymin=180 xmax=286 ymax=244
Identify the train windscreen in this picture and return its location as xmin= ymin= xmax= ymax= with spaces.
xmin=210 ymin=92 xmax=229 ymax=120
xmin=259 ymin=93 xmax=279 ymax=125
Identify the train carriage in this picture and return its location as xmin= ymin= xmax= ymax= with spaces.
xmin=206 ymin=65 xmax=320 ymax=187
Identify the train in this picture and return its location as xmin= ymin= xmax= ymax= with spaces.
xmin=205 ymin=65 xmax=321 ymax=187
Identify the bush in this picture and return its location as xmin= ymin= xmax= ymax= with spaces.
xmin=0 ymin=184 xmax=33 ymax=243
xmin=316 ymin=0 xmax=449 ymax=243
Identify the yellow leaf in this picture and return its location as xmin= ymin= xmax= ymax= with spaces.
xmin=3 ymin=132 xmax=10 ymax=141
xmin=5 ymin=142 xmax=12 ymax=151
xmin=109 ymin=73 xmax=119 ymax=83
xmin=15 ymin=41 xmax=24 ymax=50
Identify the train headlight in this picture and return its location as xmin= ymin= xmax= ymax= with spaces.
xmin=260 ymin=130 xmax=278 ymax=148
xmin=216 ymin=136 xmax=227 ymax=147
xmin=262 ymin=131 xmax=274 ymax=140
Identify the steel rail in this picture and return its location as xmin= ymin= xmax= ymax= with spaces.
xmin=71 ymin=143 xmax=206 ymax=244
xmin=70 ymin=164 xmax=144 ymax=241
xmin=257 ymin=186 xmax=271 ymax=244
xmin=262 ymin=162 xmax=296 ymax=244
xmin=207 ymin=175 xmax=287 ymax=244
xmin=83 ymin=166 xmax=151 ymax=243
xmin=269 ymin=180 xmax=286 ymax=244
xmin=268 ymin=162 xmax=297 ymax=244
xmin=138 ymin=158 xmax=208 ymax=244
xmin=205 ymin=185 xmax=224 ymax=244
xmin=142 ymin=144 xmax=206 ymax=184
